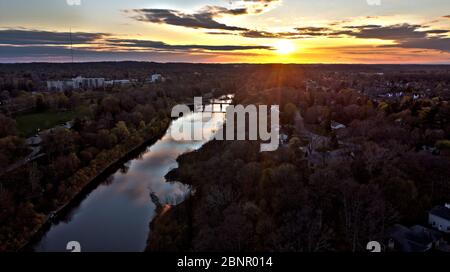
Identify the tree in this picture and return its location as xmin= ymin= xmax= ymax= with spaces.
xmin=57 ymin=93 xmax=69 ymax=109
xmin=28 ymin=162 xmax=42 ymax=195
xmin=35 ymin=93 xmax=47 ymax=111
xmin=112 ymin=121 xmax=130 ymax=141
xmin=0 ymin=189 xmax=14 ymax=223
xmin=68 ymin=92 xmax=81 ymax=109
xmin=0 ymin=136 xmax=26 ymax=168
xmin=0 ymin=114 xmax=18 ymax=137
xmin=100 ymin=96 xmax=121 ymax=115
xmin=51 ymin=153 xmax=81 ymax=179
xmin=0 ymin=90 xmax=10 ymax=101
xmin=96 ymin=129 xmax=117 ymax=149
xmin=283 ymin=103 xmax=298 ymax=125
xmin=42 ymin=128 xmax=77 ymax=157
xmin=288 ymin=136 xmax=301 ymax=150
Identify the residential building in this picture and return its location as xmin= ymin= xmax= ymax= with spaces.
xmin=429 ymin=204 xmax=450 ymax=233
xmin=387 ymin=224 xmax=443 ymax=252
xmin=330 ymin=121 xmax=346 ymax=130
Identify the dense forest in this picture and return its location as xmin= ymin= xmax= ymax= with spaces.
xmin=148 ymin=65 xmax=450 ymax=252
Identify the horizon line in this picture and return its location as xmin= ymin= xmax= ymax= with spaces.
xmin=1 ymin=61 xmax=450 ymax=66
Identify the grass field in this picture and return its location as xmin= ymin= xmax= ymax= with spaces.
xmin=16 ymin=106 xmax=90 ymax=137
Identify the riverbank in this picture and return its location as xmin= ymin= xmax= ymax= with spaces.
xmin=17 ymin=118 xmax=171 ymax=252
xmin=145 ymin=140 xmax=221 ymax=252
xmin=17 ymin=95 xmax=232 ymax=251
xmin=146 ymin=197 xmax=192 ymax=252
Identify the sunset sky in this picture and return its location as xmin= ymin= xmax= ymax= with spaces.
xmin=1 ymin=0 xmax=449 ymax=63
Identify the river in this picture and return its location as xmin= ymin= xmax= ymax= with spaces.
xmin=33 ymin=97 xmax=231 ymax=252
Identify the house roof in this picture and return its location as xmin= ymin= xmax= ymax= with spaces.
xmin=25 ymin=136 xmax=42 ymax=146
xmin=388 ymin=224 xmax=442 ymax=252
xmin=430 ymin=206 xmax=450 ymax=221
xmin=330 ymin=121 xmax=346 ymax=130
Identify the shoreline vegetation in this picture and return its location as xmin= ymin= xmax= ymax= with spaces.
xmin=19 ymin=117 xmax=171 ymax=251
xmin=147 ymin=197 xmax=192 ymax=252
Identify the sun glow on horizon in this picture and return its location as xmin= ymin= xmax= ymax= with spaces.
xmin=274 ymin=40 xmax=296 ymax=55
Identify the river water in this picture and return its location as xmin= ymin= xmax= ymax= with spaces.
xmin=34 ymin=98 xmax=230 ymax=252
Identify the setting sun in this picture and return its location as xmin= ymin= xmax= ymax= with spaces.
xmin=274 ymin=40 xmax=296 ymax=55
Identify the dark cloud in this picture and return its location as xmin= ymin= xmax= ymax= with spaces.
xmin=0 ymin=29 xmax=106 ymax=45
xmin=128 ymin=7 xmax=249 ymax=31
xmin=205 ymin=31 xmax=235 ymax=35
xmin=425 ymin=29 xmax=450 ymax=34
xmin=241 ymin=27 xmax=332 ymax=39
xmin=0 ymin=45 xmax=75 ymax=57
xmin=294 ymin=27 xmax=332 ymax=36
xmin=327 ymin=30 xmax=355 ymax=37
xmin=0 ymin=29 xmax=272 ymax=62
xmin=235 ymin=23 xmax=450 ymax=45
xmin=105 ymin=38 xmax=271 ymax=51
xmin=382 ymin=37 xmax=450 ymax=52
xmin=0 ymin=45 xmax=224 ymax=63
xmin=295 ymin=27 xmax=330 ymax=32
xmin=236 ymin=0 xmax=282 ymax=14
xmin=335 ymin=24 xmax=450 ymax=52
xmin=331 ymin=24 xmax=449 ymax=39
xmin=343 ymin=24 xmax=382 ymax=29
xmin=241 ymin=30 xmax=282 ymax=38
xmin=236 ymin=0 xmax=280 ymax=8
xmin=343 ymin=24 xmax=427 ymax=40
xmin=235 ymin=23 xmax=450 ymax=53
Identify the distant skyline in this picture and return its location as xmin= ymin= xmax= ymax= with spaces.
xmin=1 ymin=0 xmax=450 ymax=63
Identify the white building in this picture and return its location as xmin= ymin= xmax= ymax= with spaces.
xmin=105 ymin=80 xmax=128 ymax=87
xmin=73 ymin=76 xmax=105 ymax=89
xmin=429 ymin=204 xmax=450 ymax=233
xmin=150 ymin=74 xmax=164 ymax=83
xmin=113 ymin=79 xmax=131 ymax=85
xmin=47 ymin=76 xmax=105 ymax=91
xmin=47 ymin=80 xmax=75 ymax=91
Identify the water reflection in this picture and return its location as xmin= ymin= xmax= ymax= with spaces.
xmin=34 ymin=102 xmax=228 ymax=252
